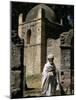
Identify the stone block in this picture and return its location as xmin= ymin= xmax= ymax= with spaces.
xmin=11 ymin=45 xmax=22 ymax=69
xmin=11 ymin=71 xmax=21 ymax=90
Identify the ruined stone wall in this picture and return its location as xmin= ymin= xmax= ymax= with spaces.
xmin=60 ymin=29 xmax=74 ymax=94
xmin=10 ymin=36 xmax=24 ymax=98
xmin=47 ymin=38 xmax=61 ymax=70
xmin=24 ymin=20 xmax=42 ymax=76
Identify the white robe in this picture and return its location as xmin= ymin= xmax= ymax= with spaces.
xmin=41 ymin=61 xmax=57 ymax=96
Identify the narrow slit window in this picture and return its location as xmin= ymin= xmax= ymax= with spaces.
xmin=27 ymin=29 xmax=31 ymax=44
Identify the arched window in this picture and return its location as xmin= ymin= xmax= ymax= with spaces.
xmin=27 ymin=29 xmax=31 ymax=44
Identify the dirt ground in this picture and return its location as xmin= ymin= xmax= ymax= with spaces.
xmin=24 ymin=73 xmax=74 ymax=97
xmin=24 ymin=74 xmax=61 ymax=97
xmin=24 ymin=74 xmax=42 ymax=97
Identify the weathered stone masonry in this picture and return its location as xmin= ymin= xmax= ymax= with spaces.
xmin=10 ymin=31 xmax=24 ymax=98
xmin=11 ymin=3 xmax=74 ymax=97
xmin=18 ymin=4 xmax=74 ymax=95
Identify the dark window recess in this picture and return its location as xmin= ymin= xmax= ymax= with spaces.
xmin=61 ymin=71 xmax=64 ymax=75
xmin=27 ymin=29 xmax=31 ymax=44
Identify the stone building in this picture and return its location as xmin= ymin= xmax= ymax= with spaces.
xmin=11 ymin=3 xmax=74 ymax=97
xmin=18 ymin=4 xmax=62 ymax=75
xmin=18 ymin=4 xmax=74 ymax=94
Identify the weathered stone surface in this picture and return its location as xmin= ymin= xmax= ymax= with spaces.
xmin=11 ymin=71 xmax=21 ymax=90
xmin=60 ymin=29 xmax=73 ymax=47
xmin=16 ymin=4 xmax=74 ymax=96
xmin=47 ymin=38 xmax=61 ymax=69
xmin=22 ymin=19 xmax=42 ymax=76
xmin=60 ymin=29 xmax=74 ymax=94
xmin=61 ymin=49 xmax=71 ymax=69
xmin=24 ymin=45 xmax=41 ymax=76
xmin=60 ymin=70 xmax=71 ymax=94
xmin=11 ymin=31 xmax=24 ymax=98
xmin=11 ymin=43 xmax=23 ymax=69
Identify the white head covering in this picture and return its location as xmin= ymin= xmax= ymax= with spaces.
xmin=47 ymin=54 xmax=54 ymax=59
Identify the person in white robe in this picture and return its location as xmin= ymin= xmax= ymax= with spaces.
xmin=41 ymin=54 xmax=58 ymax=96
